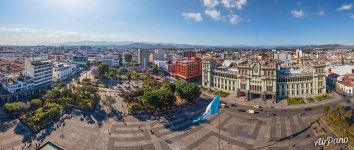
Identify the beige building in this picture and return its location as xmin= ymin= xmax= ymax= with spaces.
xmin=202 ymin=59 xmax=326 ymax=102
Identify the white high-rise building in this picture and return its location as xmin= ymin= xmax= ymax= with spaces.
xmin=295 ymin=49 xmax=303 ymax=59
xmin=23 ymin=56 xmax=53 ymax=87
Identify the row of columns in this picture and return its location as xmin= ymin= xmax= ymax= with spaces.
xmin=236 ymin=89 xmax=277 ymax=102
xmin=0 ymin=85 xmax=50 ymax=105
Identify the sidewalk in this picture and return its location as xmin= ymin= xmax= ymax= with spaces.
xmin=202 ymin=91 xmax=344 ymax=109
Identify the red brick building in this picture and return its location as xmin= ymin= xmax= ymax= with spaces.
xmin=167 ymin=64 xmax=175 ymax=74
xmin=175 ymin=57 xmax=202 ymax=83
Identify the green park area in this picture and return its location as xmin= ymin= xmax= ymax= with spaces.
xmin=213 ymin=90 xmax=230 ymax=97
xmin=122 ymin=79 xmax=201 ymax=113
xmin=4 ymin=83 xmax=99 ymax=131
xmin=322 ymin=105 xmax=354 ymax=147
xmin=306 ymin=97 xmax=315 ymax=103
xmin=201 ymin=86 xmax=229 ymax=98
xmin=287 ymin=97 xmax=305 ymax=105
xmin=315 ymin=94 xmax=331 ymax=102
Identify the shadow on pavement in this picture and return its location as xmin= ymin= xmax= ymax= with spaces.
xmin=9 ymin=103 xmax=125 ymax=144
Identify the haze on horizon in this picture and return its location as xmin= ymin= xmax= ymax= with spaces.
xmin=0 ymin=0 xmax=354 ymax=46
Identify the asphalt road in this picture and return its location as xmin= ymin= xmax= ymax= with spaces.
xmin=201 ymin=94 xmax=352 ymax=118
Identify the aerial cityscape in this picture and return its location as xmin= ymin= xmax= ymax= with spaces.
xmin=0 ymin=0 xmax=354 ymax=150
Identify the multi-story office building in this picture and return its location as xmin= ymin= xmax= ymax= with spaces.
xmin=53 ymin=62 xmax=73 ymax=82
xmin=175 ymin=57 xmax=202 ymax=83
xmin=99 ymin=54 xmax=120 ymax=68
xmin=137 ymin=49 xmax=150 ymax=68
xmin=23 ymin=56 xmax=53 ymax=87
xmin=202 ymin=59 xmax=326 ymax=101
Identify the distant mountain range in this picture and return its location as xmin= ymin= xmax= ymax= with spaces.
xmin=57 ymin=41 xmax=209 ymax=49
xmin=56 ymin=41 xmax=354 ymax=49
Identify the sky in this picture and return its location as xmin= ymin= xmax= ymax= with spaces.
xmin=0 ymin=0 xmax=353 ymax=46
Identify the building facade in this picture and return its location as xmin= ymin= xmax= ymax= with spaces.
xmin=0 ymin=76 xmax=34 ymax=93
xmin=175 ymin=57 xmax=202 ymax=83
xmin=276 ymin=63 xmax=326 ymax=99
xmin=53 ymin=62 xmax=73 ymax=82
xmin=99 ymin=54 xmax=121 ymax=68
xmin=23 ymin=56 xmax=53 ymax=87
xmin=137 ymin=49 xmax=150 ymax=68
xmin=0 ymin=56 xmax=52 ymax=105
xmin=71 ymin=55 xmax=88 ymax=65
xmin=335 ymin=74 xmax=354 ymax=96
xmin=202 ymin=60 xmax=327 ymax=101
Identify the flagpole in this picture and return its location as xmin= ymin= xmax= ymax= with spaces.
xmin=218 ymin=101 xmax=220 ymax=150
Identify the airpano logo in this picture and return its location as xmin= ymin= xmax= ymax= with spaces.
xmin=314 ymin=137 xmax=348 ymax=146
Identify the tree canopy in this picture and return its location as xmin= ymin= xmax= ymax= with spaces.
xmin=175 ymin=80 xmax=201 ymax=103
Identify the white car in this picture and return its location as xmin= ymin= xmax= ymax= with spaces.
xmin=247 ymin=109 xmax=255 ymax=114
xmin=221 ymin=103 xmax=226 ymax=108
xmin=253 ymin=105 xmax=261 ymax=109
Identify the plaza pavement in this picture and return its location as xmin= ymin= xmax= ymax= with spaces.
xmin=0 ymin=103 xmax=348 ymax=150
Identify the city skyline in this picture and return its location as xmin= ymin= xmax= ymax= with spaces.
xmin=0 ymin=0 xmax=354 ymax=46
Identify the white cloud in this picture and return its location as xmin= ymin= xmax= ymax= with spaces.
xmin=0 ymin=27 xmax=138 ymax=45
xmin=204 ymin=9 xmax=223 ymax=21
xmin=318 ymin=10 xmax=325 ymax=16
xmin=229 ymin=14 xmax=241 ymax=25
xmin=203 ymin=0 xmax=220 ymax=8
xmin=221 ymin=0 xmax=247 ymax=9
xmin=337 ymin=3 xmax=352 ymax=11
xmin=290 ymin=9 xmax=305 ymax=18
xmin=182 ymin=12 xmax=203 ymax=22
xmin=201 ymin=0 xmax=247 ymax=25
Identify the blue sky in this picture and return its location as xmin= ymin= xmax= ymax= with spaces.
xmin=0 ymin=0 xmax=353 ymax=46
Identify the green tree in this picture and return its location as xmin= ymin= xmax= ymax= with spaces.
xmin=98 ymin=63 xmax=110 ymax=78
xmin=143 ymin=88 xmax=175 ymax=111
xmin=323 ymin=105 xmax=330 ymax=116
xmin=124 ymin=54 xmax=132 ymax=63
xmin=30 ymin=99 xmax=42 ymax=110
xmin=143 ymin=78 xmax=156 ymax=89
xmin=4 ymin=102 xmax=25 ymax=115
xmin=162 ymin=83 xmax=176 ymax=93
xmin=58 ymin=82 xmax=67 ymax=89
xmin=175 ymin=81 xmax=201 ymax=103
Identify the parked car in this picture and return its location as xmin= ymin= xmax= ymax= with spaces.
xmin=221 ymin=103 xmax=226 ymax=108
xmin=298 ymin=113 xmax=305 ymax=116
xmin=231 ymin=104 xmax=237 ymax=107
xmin=253 ymin=105 xmax=261 ymax=109
xmin=247 ymin=109 xmax=255 ymax=114
xmin=238 ymin=109 xmax=246 ymax=112
xmin=304 ymin=108 xmax=312 ymax=111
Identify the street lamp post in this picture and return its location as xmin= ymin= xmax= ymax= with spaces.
xmin=61 ymin=122 xmax=65 ymax=138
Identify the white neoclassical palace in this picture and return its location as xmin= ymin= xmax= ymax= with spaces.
xmin=202 ymin=58 xmax=326 ymax=102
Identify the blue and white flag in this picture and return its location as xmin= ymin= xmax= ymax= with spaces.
xmin=193 ymin=96 xmax=220 ymax=123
